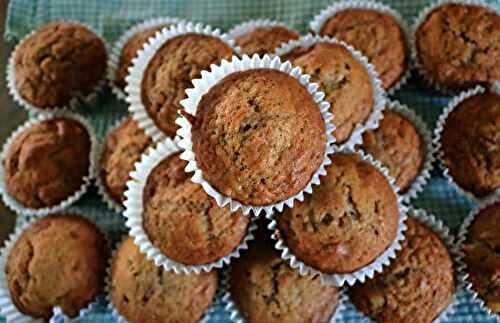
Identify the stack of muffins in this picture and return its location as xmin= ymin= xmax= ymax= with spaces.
xmin=0 ymin=0 xmax=499 ymax=322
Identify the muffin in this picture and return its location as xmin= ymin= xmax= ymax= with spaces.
xmin=100 ymin=117 xmax=152 ymax=205
xmin=318 ymin=8 xmax=407 ymax=90
xmin=14 ymin=22 xmax=107 ymax=109
xmin=111 ymin=237 xmax=218 ymax=323
xmin=462 ymin=202 xmax=500 ymax=314
xmin=415 ymin=3 xmax=500 ymax=90
xmin=114 ymin=25 xmax=168 ymax=89
xmin=141 ymin=33 xmax=234 ymax=138
xmin=233 ymin=25 xmax=299 ymax=55
xmin=142 ymin=152 xmax=250 ymax=265
xmin=276 ymin=153 xmax=400 ymax=274
xmin=191 ymin=69 xmax=326 ymax=206
xmin=282 ymin=42 xmax=374 ymax=144
xmin=5 ymin=214 xmax=108 ymax=320
xmin=440 ymin=91 xmax=500 ymax=197
xmin=349 ymin=217 xmax=455 ymax=323
xmin=3 ymin=117 xmax=91 ymax=209
xmin=230 ymin=241 xmax=340 ymax=323
xmin=357 ymin=109 xmax=425 ymax=193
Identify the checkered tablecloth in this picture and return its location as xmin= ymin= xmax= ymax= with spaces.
xmin=4 ymin=0 xmax=500 ymax=322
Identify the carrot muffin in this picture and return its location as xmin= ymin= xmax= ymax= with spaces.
xmin=234 ymin=25 xmax=299 ymax=56
xmin=111 ymin=237 xmax=218 ymax=323
xmin=114 ymin=25 xmax=168 ymax=89
xmin=282 ymin=42 xmax=374 ymax=144
xmin=440 ymin=91 xmax=500 ymax=197
xmin=5 ymin=214 xmax=108 ymax=320
xmin=349 ymin=217 xmax=455 ymax=323
xmin=141 ymin=33 xmax=234 ymax=138
xmin=143 ymin=153 xmax=250 ymax=265
xmin=3 ymin=117 xmax=91 ymax=209
xmin=415 ymin=3 xmax=500 ymax=90
xmin=357 ymin=110 xmax=425 ymax=193
xmin=191 ymin=69 xmax=326 ymax=206
xmin=14 ymin=22 xmax=107 ymax=109
xmin=462 ymin=202 xmax=500 ymax=314
xmin=230 ymin=241 xmax=340 ymax=323
xmin=100 ymin=117 xmax=152 ymax=205
xmin=319 ymin=8 xmax=407 ymax=90
xmin=275 ymin=153 xmax=400 ymax=274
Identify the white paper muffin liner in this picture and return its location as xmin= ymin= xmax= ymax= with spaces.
xmin=274 ymin=34 xmax=386 ymax=150
xmin=6 ymin=20 xmax=108 ymax=113
xmin=456 ymin=192 xmax=500 ymax=322
xmin=357 ymin=100 xmax=434 ymax=202
xmin=340 ymin=207 xmax=460 ymax=322
xmin=175 ymin=53 xmax=335 ymax=217
xmin=107 ymin=17 xmax=184 ymax=101
xmin=0 ymin=112 xmax=98 ymax=217
xmin=123 ymin=138 xmax=258 ymax=274
xmin=0 ymin=213 xmax=107 ymax=323
xmin=410 ymin=0 xmax=499 ymax=94
xmin=126 ymin=21 xmax=241 ymax=143
xmin=104 ymin=237 xmax=219 ymax=323
xmin=221 ymin=266 xmax=348 ymax=323
xmin=267 ymin=148 xmax=408 ymax=287
xmin=433 ymin=85 xmax=497 ymax=203
xmin=309 ymin=0 xmax=411 ymax=95
xmin=227 ymin=19 xmax=298 ymax=44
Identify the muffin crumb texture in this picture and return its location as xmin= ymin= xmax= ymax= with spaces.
xmin=463 ymin=202 xmax=500 ymax=314
xmin=3 ymin=117 xmax=91 ymax=209
xmin=277 ymin=153 xmax=399 ymax=273
xmin=5 ymin=215 xmax=108 ymax=320
xmin=14 ymin=22 xmax=107 ymax=108
xmin=111 ymin=237 xmax=218 ymax=323
xmin=234 ymin=26 xmax=299 ymax=55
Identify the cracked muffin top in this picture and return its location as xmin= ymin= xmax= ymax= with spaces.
xmin=14 ymin=22 xmax=107 ymax=109
xmin=191 ymin=69 xmax=326 ymax=206
xmin=234 ymin=25 xmax=299 ymax=56
xmin=440 ymin=91 xmax=500 ymax=197
xmin=114 ymin=24 xmax=168 ymax=90
xmin=349 ymin=217 xmax=455 ymax=323
xmin=111 ymin=237 xmax=217 ymax=323
xmin=141 ymin=33 xmax=234 ymax=138
xmin=276 ymin=153 xmax=399 ymax=274
xmin=319 ymin=9 xmax=408 ymax=90
xmin=358 ymin=110 xmax=425 ymax=193
xmin=5 ymin=214 xmax=108 ymax=320
xmin=282 ymin=42 xmax=373 ymax=144
xmin=3 ymin=117 xmax=91 ymax=209
xmin=230 ymin=241 xmax=339 ymax=323
xmin=142 ymin=153 xmax=250 ymax=265
xmin=100 ymin=117 xmax=152 ymax=205
xmin=462 ymin=202 xmax=500 ymax=315
xmin=415 ymin=3 xmax=500 ymax=90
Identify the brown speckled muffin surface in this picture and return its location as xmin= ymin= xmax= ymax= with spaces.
xmin=234 ymin=25 xmax=299 ymax=55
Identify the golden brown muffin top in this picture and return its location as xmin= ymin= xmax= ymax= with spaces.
xmin=463 ymin=202 xmax=500 ymax=314
xmin=111 ymin=237 xmax=218 ymax=323
xmin=5 ymin=214 xmax=108 ymax=320
xmin=320 ymin=9 xmax=407 ymax=90
xmin=141 ymin=33 xmax=234 ymax=138
xmin=100 ymin=117 xmax=152 ymax=204
xmin=234 ymin=25 xmax=299 ymax=56
xmin=3 ymin=117 xmax=91 ymax=209
xmin=276 ymin=153 xmax=399 ymax=273
xmin=230 ymin=241 xmax=339 ymax=323
xmin=15 ymin=22 xmax=107 ymax=109
xmin=415 ymin=4 xmax=500 ymax=90
xmin=358 ymin=110 xmax=425 ymax=193
xmin=143 ymin=153 xmax=250 ymax=265
xmin=282 ymin=42 xmax=373 ymax=144
xmin=349 ymin=217 xmax=455 ymax=323
xmin=440 ymin=92 xmax=500 ymax=197
xmin=191 ymin=69 xmax=326 ymax=206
